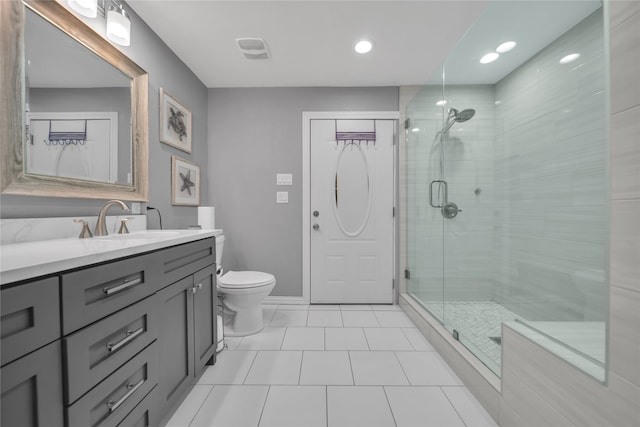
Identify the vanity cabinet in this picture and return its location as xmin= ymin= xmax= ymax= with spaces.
xmin=1 ymin=277 xmax=64 ymax=427
xmin=157 ymin=263 xmax=217 ymax=413
xmin=0 ymin=234 xmax=217 ymax=427
xmin=1 ymin=341 xmax=64 ymax=427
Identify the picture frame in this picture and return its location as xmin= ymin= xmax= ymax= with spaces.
xmin=171 ymin=156 xmax=200 ymax=206
xmin=160 ymin=88 xmax=192 ymax=153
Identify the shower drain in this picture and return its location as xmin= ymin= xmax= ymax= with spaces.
xmin=489 ymin=336 xmax=502 ymax=345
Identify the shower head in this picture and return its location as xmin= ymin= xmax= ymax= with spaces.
xmin=454 ymin=108 xmax=475 ymax=122
xmin=442 ymin=108 xmax=476 ymax=133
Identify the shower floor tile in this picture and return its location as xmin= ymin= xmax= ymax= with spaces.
xmin=423 ymin=300 xmax=519 ymax=370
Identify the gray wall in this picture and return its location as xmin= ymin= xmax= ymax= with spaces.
xmin=1 ymin=1 xmax=208 ymax=230
xmin=208 ymin=87 xmax=399 ymax=297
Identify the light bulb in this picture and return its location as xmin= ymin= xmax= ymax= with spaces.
xmin=67 ymin=0 xmax=97 ymax=18
xmin=107 ymin=5 xmax=131 ymax=46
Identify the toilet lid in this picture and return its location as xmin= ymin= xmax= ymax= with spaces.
xmin=218 ymin=271 xmax=275 ymax=289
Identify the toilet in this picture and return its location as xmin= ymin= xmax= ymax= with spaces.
xmin=214 ymin=230 xmax=276 ymax=336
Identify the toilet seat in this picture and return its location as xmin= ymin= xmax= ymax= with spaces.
xmin=218 ymin=271 xmax=275 ymax=289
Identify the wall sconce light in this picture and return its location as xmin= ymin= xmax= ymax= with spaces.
xmin=106 ymin=2 xmax=131 ymax=46
xmin=67 ymin=0 xmax=98 ymax=18
xmin=67 ymin=0 xmax=131 ymax=47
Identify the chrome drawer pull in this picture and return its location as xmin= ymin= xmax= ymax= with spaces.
xmin=107 ymin=378 xmax=144 ymax=413
xmin=107 ymin=327 xmax=144 ymax=352
xmin=104 ymin=277 xmax=142 ymax=296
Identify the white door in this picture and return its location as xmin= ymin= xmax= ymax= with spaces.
xmin=310 ymin=118 xmax=395 ymax=303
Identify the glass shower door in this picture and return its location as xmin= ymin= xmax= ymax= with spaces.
xmin=406 ymin=88 xmax=445 ymax=323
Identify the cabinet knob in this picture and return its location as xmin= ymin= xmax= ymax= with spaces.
xmin=190 ymin=287 xmax=198 ymax=294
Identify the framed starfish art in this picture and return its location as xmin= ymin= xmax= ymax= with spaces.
xmin=171 ymin=156 xmax=200 ymax=206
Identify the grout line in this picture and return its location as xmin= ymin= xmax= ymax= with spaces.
xmin=184 ymin=384 xmax=215 ymax=427
xmin=256 ymin=385 xmax=271 ymax=427
xmin=441 ymin=386 xmax=469 ymax=427
xmin=381 ymin=386 xmax=399 ymax=427
xmin=325 ymin=385 xmax=329 ymax=427
xmin=298 ymin=350 xmax=305 ymax=385
xmin=242 ymin=351 xmax=260 ymax=384
xmin=399 ymin=327 xmax=417 ymax=351
xmin=347 ymin=350 xmax=356 ymax=385
xmin=392 ymin=351 xmax=412 ymax=385
xmin=362 ymin=327 xmax=372 ymax=350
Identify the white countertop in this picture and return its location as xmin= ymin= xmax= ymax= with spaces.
xmin=0 ymin=229 xmax=217 ymax=285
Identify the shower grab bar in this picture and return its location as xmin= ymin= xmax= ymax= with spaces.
xmin=429 ymin=180 xmax=447 ymax=208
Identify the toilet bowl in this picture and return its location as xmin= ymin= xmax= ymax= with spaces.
xmin=214 ymin=231 xmax=276 ymax=336
xmin=218 ymin=271 xmax=276 ymax=336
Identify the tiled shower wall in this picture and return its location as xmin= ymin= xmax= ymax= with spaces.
xmin=403 ymin=85 xmax=495 ymax=307
xmin=492 ymin=9 xmax=608 ymax=321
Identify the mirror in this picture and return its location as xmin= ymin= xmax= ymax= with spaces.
xmin=1 ymin=0 xmax=149 ymax=200
xmin=334 ymin=144 xmax=372 ymax=237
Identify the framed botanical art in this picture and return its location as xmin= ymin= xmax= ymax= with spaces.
xmin=171 ymin=156 xmax=200 ymax=206
xmin=160 ymin=88 xmax=192 ymax=153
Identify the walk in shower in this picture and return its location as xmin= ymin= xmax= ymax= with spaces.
xmin=404 ymin=0 xmax=609 ymax=380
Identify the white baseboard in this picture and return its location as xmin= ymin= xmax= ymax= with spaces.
xmin=263 ymin=296 xmax=309 ymax=305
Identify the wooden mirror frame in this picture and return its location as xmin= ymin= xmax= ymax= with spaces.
xmin=0 ymin=0 xmax=149 ymax=201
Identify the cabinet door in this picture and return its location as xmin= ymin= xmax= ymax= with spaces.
xmin=193 ymin=265 xmax=217 ymax=377
xmin=157 ymin=276 xmax=194 ymax=411
xmin=1 ymin=340 xmax=64 ymax=427
xmin=1 ymin=277 xmax=60 ymax=365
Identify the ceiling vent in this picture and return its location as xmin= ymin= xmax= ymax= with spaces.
xmin=236 ymin=38 xmax=270 ymax=60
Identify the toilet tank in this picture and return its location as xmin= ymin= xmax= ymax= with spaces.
xmin=214 ymin=233 xmax=224 ymax=267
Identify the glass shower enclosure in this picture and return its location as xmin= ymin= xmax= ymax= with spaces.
xmin=405 ymin=0 xmax=609 ymax=379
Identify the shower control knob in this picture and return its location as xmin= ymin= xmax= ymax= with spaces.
xmin=313 ymin=224 xmax=320 ymax=231
xmin=442 ymin=202 xmax=462 ymax=219
xmin=313 ymin=211 xmax=319 ymax=217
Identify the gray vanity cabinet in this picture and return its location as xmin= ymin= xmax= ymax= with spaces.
xmin=193 ymin=264 xmax=217 ymax=377
xmin=1 ymin=341 xmax=64 ymax=427
xmin=157 ymin=263 xmax=217 ymax=415
xmin=0 ymin=235 xmax=216 ymax=427
xmin=1 ymin=277 xmax=64 ymax=427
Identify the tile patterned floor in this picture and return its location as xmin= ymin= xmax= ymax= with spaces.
xmin=166 ymin=304 xmax=498 ymax=427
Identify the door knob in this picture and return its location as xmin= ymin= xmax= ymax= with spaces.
xmin=312 ymin=224 xmax=320 ymax=231
xmin=313 ymin=211 xmax=319 ymax=217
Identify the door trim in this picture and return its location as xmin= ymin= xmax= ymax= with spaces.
xmin=302 ymin=111 xmax=400 ymax=303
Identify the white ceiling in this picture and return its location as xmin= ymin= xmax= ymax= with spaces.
xmin=127 ymin=0 xmax=489 ymax=88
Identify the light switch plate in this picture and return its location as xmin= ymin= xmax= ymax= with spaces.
xmin=276 ymin=191 xmax=289 ymax=203
xmin=276 ymin=173 xmax=293 ymax=186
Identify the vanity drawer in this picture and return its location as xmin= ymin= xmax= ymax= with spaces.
xmin=116 ymin=386 xmax=158 ymax=427
xmin=67 ymin=341 xmax=158 ymax=427
xmin=1 ymin=277 xmax=60 ymax=365
xmin=64 ymin=295 xmax=158 ymax=404
xmin=157 ymin=238 xmax=215 ymax=290
xmin=61 ymin=253 xmax=161 ymax=334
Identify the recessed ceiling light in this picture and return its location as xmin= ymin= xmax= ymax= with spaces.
xmin=496 ymin=41 xmax=516 ymax=53
xmin=354 ymin=39 xmax=373 ymax=54
xmin=480 ymin=52 xmax=499 ymax=64
xmin=436 ymin=99 xmax=447 ymax=106
xmin=559 ymin=53 xmax=580 ymax=64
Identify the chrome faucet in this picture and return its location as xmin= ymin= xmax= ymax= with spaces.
xmin=95 ymin=200 xmax=130 ymax=236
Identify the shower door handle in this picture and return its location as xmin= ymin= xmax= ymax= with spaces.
xmin=429 ymin=180 xmax=447 ymax=208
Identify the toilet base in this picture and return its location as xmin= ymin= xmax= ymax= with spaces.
xmin=222 ymin=306 xmax=265 ymax=337
xmin=224 ymin=324 xmax=265 ymax=337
